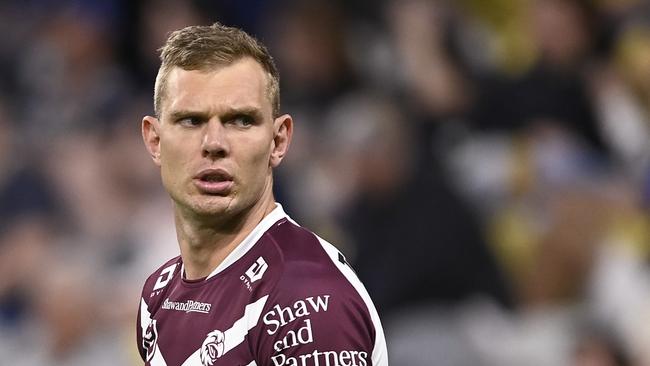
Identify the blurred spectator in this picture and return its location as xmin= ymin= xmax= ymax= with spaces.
xmin=572 ymin=323 xmax=631 ymax=366
xmin=470 ymin=0 xmax=610 ymax=157
xmin=127 ymin=0 xmax=207 ymax=87
xmin=326 ymin=93 xmax=511 ymax=315
xmin=16 ymin=4 xmax=129 ymax=142
xmin=387 ymin=0 xmax=471 ymax=118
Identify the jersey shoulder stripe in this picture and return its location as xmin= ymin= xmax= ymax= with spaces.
xmin=314 ymin=235 xmax=388 ymax=366
xmin=263 ymin=219 xmax=388 ymax=366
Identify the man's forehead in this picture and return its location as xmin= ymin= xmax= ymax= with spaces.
xmin=168 ymin=58 xmax=268 ymax=88
xmin=163 ymin=59 xmax=272 ymax=115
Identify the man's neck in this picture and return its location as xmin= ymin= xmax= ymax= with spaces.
xmin=174 ymin=197 xmax=276 ymax=280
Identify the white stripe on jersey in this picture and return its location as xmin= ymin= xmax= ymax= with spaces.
xmin=246 ymin=361 xmax=258 ymax=366
xmin=223 ymin=295 xmax=269 ymax=354
xmin=316 ymin=237 xmax=389 ymax=366
xmin=181 ymin=295 xmax=269 ymax=366
xmin=140 ymin=299 xmax=168 ymax=366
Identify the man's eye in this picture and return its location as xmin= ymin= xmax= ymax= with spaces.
xmin=231 ymin=115 xmax=254 ymax=127
xmin=178 ymin=117 xmax=202 ymax=127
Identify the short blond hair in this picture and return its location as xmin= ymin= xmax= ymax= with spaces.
xmin=154 ymin=22 xmax=280 ymax=117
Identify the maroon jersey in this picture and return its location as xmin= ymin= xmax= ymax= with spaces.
xmin=137 ymin=204 xmax=388 ymax=366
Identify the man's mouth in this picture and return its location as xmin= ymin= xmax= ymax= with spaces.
xmin=193 ymin=169 xmax=234 ymax=195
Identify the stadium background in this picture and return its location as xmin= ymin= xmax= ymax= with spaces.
xmin=1 ymin=0 xmax=650 ymax=364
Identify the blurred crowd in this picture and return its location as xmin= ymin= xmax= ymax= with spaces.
xmin=1 ymin=0 xmax=649 ymax=365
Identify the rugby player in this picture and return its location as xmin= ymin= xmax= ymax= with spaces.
xmin=136 ymin=22 xmax=388 ymax=366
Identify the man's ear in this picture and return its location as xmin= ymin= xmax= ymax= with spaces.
xmin=270 ymin=114 xmax=293 ymax=168
xmin=142 ymin=115 xmax=162 ymax=166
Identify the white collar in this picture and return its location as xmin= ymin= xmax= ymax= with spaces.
xmin=181 ymin=203 xmax=289 ymax=280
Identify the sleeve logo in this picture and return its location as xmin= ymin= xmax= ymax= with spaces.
xmin=200 ymin=329 xmax=225 ymax=366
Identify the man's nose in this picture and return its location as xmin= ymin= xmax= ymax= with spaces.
xmin=201 ymin=120 xmax=229 ymax=159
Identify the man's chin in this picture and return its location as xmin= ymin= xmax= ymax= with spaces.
xmin=173 ymin=195 xmax=235 ymax=218
xmin=192 ymin=198 xmax=235 ymax=216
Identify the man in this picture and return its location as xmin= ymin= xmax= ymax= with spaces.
xmin=136 ymin=22 xmax=388 ymax=366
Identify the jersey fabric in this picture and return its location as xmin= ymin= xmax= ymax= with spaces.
xmin=137 ymin=204 xmax=388 ymax=366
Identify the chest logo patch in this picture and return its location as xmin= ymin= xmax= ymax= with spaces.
xmin=246 ymin=256 xmax=268 ymax=283
xmin=241 ymin=256 xmax=269 ymax=291
xmin=200 ymin=329 xmax=225 ymax=365
xmin=153 ymin=263 xmax=177 ymax=292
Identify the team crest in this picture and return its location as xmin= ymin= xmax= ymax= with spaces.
xmin=200 ymin=329 xmax=225 ymax=365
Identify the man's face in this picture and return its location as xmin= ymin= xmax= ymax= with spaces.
xmin=143 ymin=58 xmax=291 ymax=221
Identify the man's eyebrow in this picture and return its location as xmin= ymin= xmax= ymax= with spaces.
xmin=166 ymin=107 xmax=264 ymax=121
xmin=219 ymin=106 xmax=264 ymax=120
xmin=167 ymin=109 xmax=209 ymax=121
xmin=221 ymin=106 xmax=263 ymax=119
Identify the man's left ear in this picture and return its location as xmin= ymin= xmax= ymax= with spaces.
xmin=270 ymin=114 xmax=293 ymax=168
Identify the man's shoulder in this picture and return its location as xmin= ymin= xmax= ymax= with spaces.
xmin=264 ymin=219 xmax=359 ymax=298
xmin=266 ymin=219 xmax=339 ymax=271
xmin=140 ymin=255 xmax=182 ymax=297
xmin=254 ymin=221 xmax=388 ymax=366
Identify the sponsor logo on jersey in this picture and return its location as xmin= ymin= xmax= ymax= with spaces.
xmin=180 ymin=296 xmax=269 ymax=365
xmin=153 ymin=263 xmax=177 ymax=292
xmin=241 ymin=256 xmax=268 ymax=291
xmin=246 ymin=256 xmax=268 ymax=283
xmin=273 ymin=319 xmax=314 ymax=353
xmin=200 ymin=329 xmax=225 ymax=366
xmin=161 ymin=298 xmax=212 ymax=314
xmin=263 ymin=294 xmax=369 ymax=365
xmin=263 ymin=295 xmax=330 ymax=335
xmin=271 ymin=350 xmax=368 ymax=366
xmin=142 ymin=319 xmax=159 ymax=362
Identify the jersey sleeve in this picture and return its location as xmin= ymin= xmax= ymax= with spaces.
xmin=136 ymin=298 xmax=145 ymax=361
xmin=136 ymin=281 xmax=154 ymax=363
xmin=253 ymin=238 xmax=388 ymax=366
xmin=135 ymin=257 xmax=181 ymax=364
